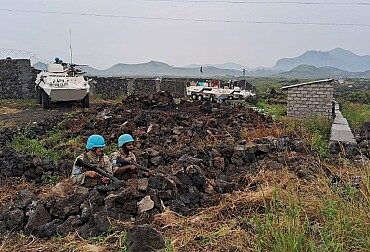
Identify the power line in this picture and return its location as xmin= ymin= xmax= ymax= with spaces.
xmin=1 ymin=8 xmax=370 ymax=27
xmin=145 ymin=0 xmax=370 ymax=5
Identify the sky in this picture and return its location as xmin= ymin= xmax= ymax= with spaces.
xmin=1 ymin=0 xmax=370 ymax=70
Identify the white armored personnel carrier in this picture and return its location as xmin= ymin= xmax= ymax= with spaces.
xmin=186 ymin=82 xmax=255 ymax=102
xmin=35 ymin=63 xmax=90 ymax=109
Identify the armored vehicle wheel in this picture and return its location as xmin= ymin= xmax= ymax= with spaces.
xmin=227 ymin=96 xmax=233 ymax=100
xmin=36 ymin=88 xmax=42 ymax=104
xmin=191 ymin=94 xmax=197 ymax=100
xmin=82 ymin=93 xmax=90 ymax=108
xmin=210 ymin=95 xmax=216 ymax=103
xmin=41 ymin=90 xmax=50 ymax=109
xmin=197 ymin=95 xmax=203 ymax=101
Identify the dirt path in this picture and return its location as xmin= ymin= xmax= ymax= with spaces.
xmin=0 ymin=101 xmax=92 ymax=127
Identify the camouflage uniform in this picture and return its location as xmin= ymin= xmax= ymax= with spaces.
xmin=110 ymin=148 xmax=137 ymax=180
xmin=70 ymin=152 xmax=113 ymax=188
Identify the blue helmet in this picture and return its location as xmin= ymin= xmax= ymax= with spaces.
xmin=55 ymin=57 xmax=60 ymax=62
xmin=118 ymin=134 xmax=134 ymax=147
xmin=86 ymin=135 xmax=106 ymax=150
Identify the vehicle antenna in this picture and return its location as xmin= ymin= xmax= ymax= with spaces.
xmin=69 ymin=29 xmax=73 ymax=65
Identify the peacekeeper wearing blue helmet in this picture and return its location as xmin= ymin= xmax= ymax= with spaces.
xmin=110 ymin=134 xmax=138 ymax=180
xmin=70 ymin=134 xmax=113 ymax=188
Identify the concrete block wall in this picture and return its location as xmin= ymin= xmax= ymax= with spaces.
xmin=0 ymin=59 xmax=37 ymax=99
xmin=286 ymin=82 xmax=334 ymax=119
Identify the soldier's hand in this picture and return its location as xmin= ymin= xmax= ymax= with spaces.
xmin=143 ymin=171 xmax=154 ymax=177
xmin=129 ymin=165 xmax=137 ymax=171
xmin=101 ymin=177 xmax=110 ymax=184
xmin=85 ymin=171 xmax=99 ymax=178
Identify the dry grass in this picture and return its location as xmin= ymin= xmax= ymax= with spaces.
xmin=0 ymin=171 xmax=278 ymax=251
xmin=0 ymin=224 xmax=135 ymax=252
xmin=151 ymin=168 xmax=300 ymax=252
xmin=0 ymin=99 xmax=38 ymax=127
xmin=242 ymin=123 xmax=287 ymax=140
xmin=1 ymin=232 xmax=106 ymax=252
xmin=0 ymin=107 xmax=21 ymax=115
xmin=1 ymin=162 xmax=369 ymax=251
xmin=152 ymin=188 xmax=274 ymax=252
xmin=0 ymin=178 xmax=33 ymax=207
xmin=0 ymin=178 xmax=71 ymax=208
xmin=150 ymin=161 xmax=370 ymax=251
xmin=0 ymin=99 xmax=37 ymax=112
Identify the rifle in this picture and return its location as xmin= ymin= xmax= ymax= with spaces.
xmin=75 ymin=158 xmax=120 ymax=183
xmin=113 ymin=157 xmax=150 ymax=173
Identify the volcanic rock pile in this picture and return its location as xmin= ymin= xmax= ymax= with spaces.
xmin=355 ymin=121 xmax=370 ymax=158
xmin=0 ymin=118 xmax=65 ymax=184
xmin=0 ymin=91 xmax=324 ymax=238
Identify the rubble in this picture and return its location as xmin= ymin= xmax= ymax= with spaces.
xmin=0 ymin=91 xmax=333 ymax=238
xmin=355 ymin=121 xmax=370 ymax=158
xmin=126 ymin=224 xmax=165 ymax=252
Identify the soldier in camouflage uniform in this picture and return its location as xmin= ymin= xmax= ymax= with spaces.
xmin=71 ymin=135 xmax=113 ymax=188
xmin=110 ymin=134 xmax=138 ymax=180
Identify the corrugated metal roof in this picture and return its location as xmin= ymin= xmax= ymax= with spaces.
xmin=281 ymin=78 xmax=334 ymax=90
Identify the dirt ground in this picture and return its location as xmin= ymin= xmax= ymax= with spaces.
xmin=0 ymin=100 xmax=98 ymax=127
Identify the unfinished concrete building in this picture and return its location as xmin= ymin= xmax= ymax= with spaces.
xmin=282 ymin=79 xmax=334 ymax=120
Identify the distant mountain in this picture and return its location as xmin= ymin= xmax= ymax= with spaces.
xmin=78 ymin=66 xmax=105 ymax=76
xmin=88 ymin=61 xmax=242 ymax=77
xmin=185 ymin=62 xmax=251 ymax=71
xmin=32 ymin=48 xmax=370 ymax=79
xmin=273 ymin=64 xmax=369 ymax=79
xmin=273 ymin=48 xmax=370 ymax=72
xmin=32 ymin=60 xmax=281 ymax=78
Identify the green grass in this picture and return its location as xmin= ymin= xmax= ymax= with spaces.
xmin=254 ymin=100 xmax=287 ymax=118
xmin=338 ymin=101 xmax=370 ymax=131
xmin=248 ymin=190 xmax=315 ymax=252
xmin=335 ymin=90 xmax=370 ymax=104
xmin=305 ymin=116 xmax=331 ymax=157
xmin=7 ymin=124 xmax=83 ymax=165
xmin=6 ymin=119 xmax=119 ymax=167
xmin=248 ymin=179 xmax=370 ymax=252
xmin=158 ymin=241 xmax=176 ymax=252
xmin=244 ymin=98 xmax=330 ymax=157
xmin=274 ymin=115 xmax=331 ymax=157
xmin=248 ymin=99 xmax=330 ymax=158
xmin=91 ymin=92 xmax=127 ymax=103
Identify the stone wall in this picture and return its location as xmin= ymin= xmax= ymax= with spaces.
xmin=0 ymin=59 xmax=37 ymax=99
xmin=158 ymin=78 xmax=187 ymax=98
xmin=284 ymin=80 xmax=334 ymax=119
xmin=89 ymin=77 xmax=188 ymax=99
xmin=129 ymin=78 xmax=157 ymax=95
xmin=88 ymin=77 xmax=127 ymax=99
xmin=0 ymin=60 xmax=192 ymax=99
